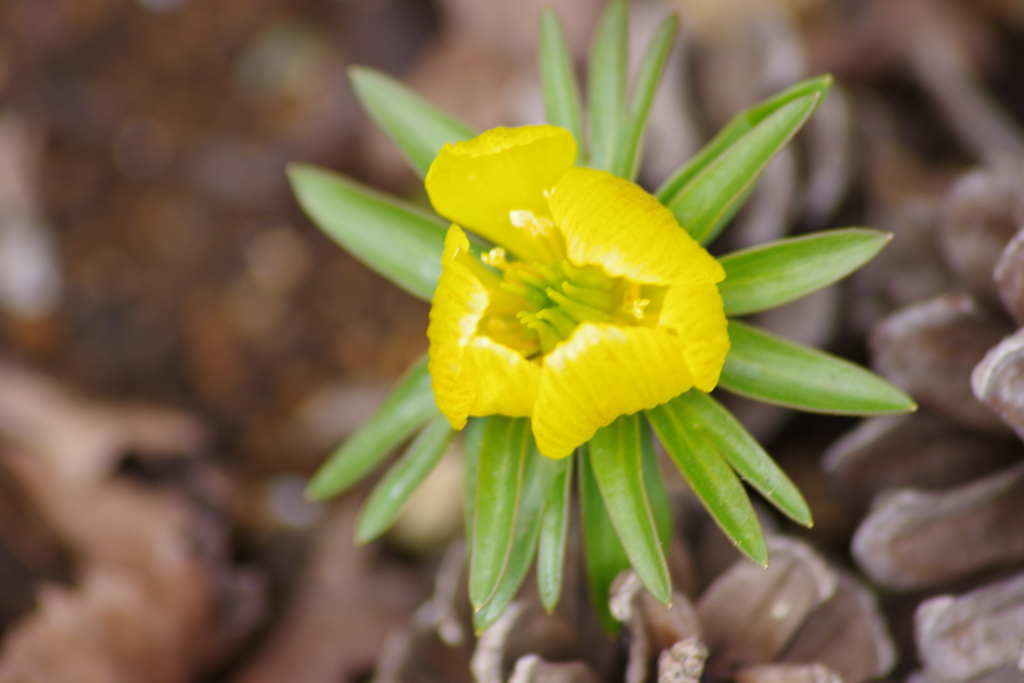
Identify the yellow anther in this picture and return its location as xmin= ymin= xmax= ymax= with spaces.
xmin=632 ymin=298 xmax=650 ymax=320
xmin=509 ymin=210 xmax=555 ymax=237
xmin=509 ymin=210 xmax=565 ymax=264
xmin=622 ymin=283 xmax=649 ymax=320
xmin=509 ymin=209 xmax=533 ymax=228
xmin=482 ymin=247 xmax=508 ymax=269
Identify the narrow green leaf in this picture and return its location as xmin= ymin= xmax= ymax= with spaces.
xmin=587 ymin=0 xmax=629 ymax=172
xmin=589 ymin=414 xmax=671 ymax=604
xmin=610 ymin=13 xmax=679 ymax=180
xmin=288 ymin=164 xmax=446 ymax=301
xmin=463 ymin=417 xmax=488 ymax=552
xmin=470 ymin=417 xmax=531 ymax=609
xmin=349 ymin=66 xmax=476 ymax=178
xmin=656 ymin=74 xmax=833 ymax=203
xmin=474 ymin=442 xmax=555 ymax=631
xmin=640 ymin=418 xmax=672 ymax=553
xmin=646 ymin=400 xmax=768 ymax=565
xmin=663 ymin=391 xmax=811 ymax=526
xmin=665 ymin=94 xmax=820 ymax=245
xmin=579 ymin=445 xmax=630 ymax=634
xmin=537 ymin=455 xmax=573 ymax=613
xmin=355 ymin=415 xmax=455 ymax=543
xmin=720 ymin=320 xmax=918 ymax=414
xmin=719 ymin=229 xmax=892 ymax=316
xmin=539 ymin=9 xmax=586 ymax=164
xmin=306 ymin=355 xmax=438 ymax=500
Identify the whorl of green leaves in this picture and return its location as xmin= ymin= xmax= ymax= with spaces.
xmin=288 ymin=0 xmax=915 ymax=633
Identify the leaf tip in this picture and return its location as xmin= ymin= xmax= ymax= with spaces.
xmin=887 ymin=388 xmax=918 ymax=414
xmin=284 ymin=161 xmax=313 ymax=184
xmin=742 ymin=536 xmax=770 ymax=567
xmin=346 ymin=63 xmax=372 ymax=83
xmin=302 ymin=481 xmax=329 ymax=503
xmin=352 ymin=527 xmax=375 ymax=546
xmin=663 ymin=11 xmax=681 ymax=33
xmin=651 ymin=585 xmax=672 ymax=606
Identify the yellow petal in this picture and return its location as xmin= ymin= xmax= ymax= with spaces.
xmin=463 ymin=336 xmax=540 ymax=418
xmin=532 ymin=323 xmax=694 ymax=458
xmin=425 ymin=125 xmax=577 ymax=263
xmin=550 ymin=168 xmax=725 ymax=285
xmin=660 ymin=284 xmax=730 ymax=391
xmin=428 ymin=226 xmax=487 ymax=428
xmin=427 ymin=225 xmax=541 ymax=428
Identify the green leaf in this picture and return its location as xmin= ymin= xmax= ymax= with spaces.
xmin=463 ymin=417 xmax=488 ymax=552
xmin=640 ymin=418 xmax=673 ymax=553
xmin=579 ymin=445 xmax=630 ymax=634
xmin=306 ymin=355 xmax=438 ymax=500
xmin=663 ymin=94 xmax=821 ymax=245
xmin=609 ymin=13 xmax=679 ymax=180
xmin=587 ymin=0 xmax=628 ymax=172
xmin=470 ymin=417 xmax=532 ymax=609
xmin=288 ymin=164 xmax=446 ymax=301
xmin=474 ymin=441 xmax=556 ymax=631
xmin=539 ymin=9 xmax=586 ymax=164
xmin=661 ymin=391 xmax=811 ymax=526
xmin=656 ymin=74 xmax=832 ymax=204
xmin=646 ymin=399 xmax=768 ymax=565
xmin=348 ymin=66 xmax=476 ymax=178
xmin=537 ymin=455 xmax=573 ymax=613
xmin=354 ymin=415 xmax=456 ymax=543
xmin=720 ymin=320 xmax=918 ymax=414
xmin=589 ymin=414 xmax=671 ymax=604
xmin=719 ymin=229 xmax=892 ymax=316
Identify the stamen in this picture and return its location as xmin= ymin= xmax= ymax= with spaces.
xmin=481 ymin=247 xmax=508 ymax=270
xmin=564 ymin=262 xmax=613 ymax=290
xmin=477 ymin=246 xmax=665 ymax=359
xmin=561 ymin=282 xmax=613 ymax=310
xmin=520 ymin=313 xmax=562 ymax=354
xmin=485 ymin=317 xmax=540 ymax=356
xmin=454 ymin=249 xmax=502 ymax=289
xmin=508 ymin=209 xmax=566 ymax=263
xmin=533 ymin=263 xmax=564 ymax=285
xmin=547 ymin=289 xmax=610 ymax=323
xmin=622 ymin=282 xmax=650 ymax=320
xmin=507 ymin=265 xmax=550 ymax=292
xmin=535 ymin=307 xmax=577 ymax=338
xmin=509 ymin=210 xmax=554 ymax=236
xmin=632 ymin=298 xmax=651 ymax=320
xmin=500 ymin=281 xmax=547 ymax=308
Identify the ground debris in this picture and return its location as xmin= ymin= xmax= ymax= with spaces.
xmin=915 ymin=570 xmax=1024 ymax=683
xmin=853 ymin=463 xmax=1024 ymax=590
xmin=0 ymin=363 xmax=264 ymax=683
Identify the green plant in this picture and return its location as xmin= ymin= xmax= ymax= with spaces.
xmin=288 ymin=0 xmax=914 ymax=634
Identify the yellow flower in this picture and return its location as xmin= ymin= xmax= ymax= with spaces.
xmin=425 ymin=125 xmax=729 ymax=458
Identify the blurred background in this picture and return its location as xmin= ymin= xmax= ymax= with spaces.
xmin=0 ymin=0 xmax=1023 ymax=681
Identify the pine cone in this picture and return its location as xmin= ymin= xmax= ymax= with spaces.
xmin=827 ymin=161 xmax=1024 ymax=682
xmin=370 ymin=492 xmax=896 ymax=683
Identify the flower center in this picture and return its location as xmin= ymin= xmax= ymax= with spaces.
xmin=471 ymin=216 xmax=667 ymax=359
